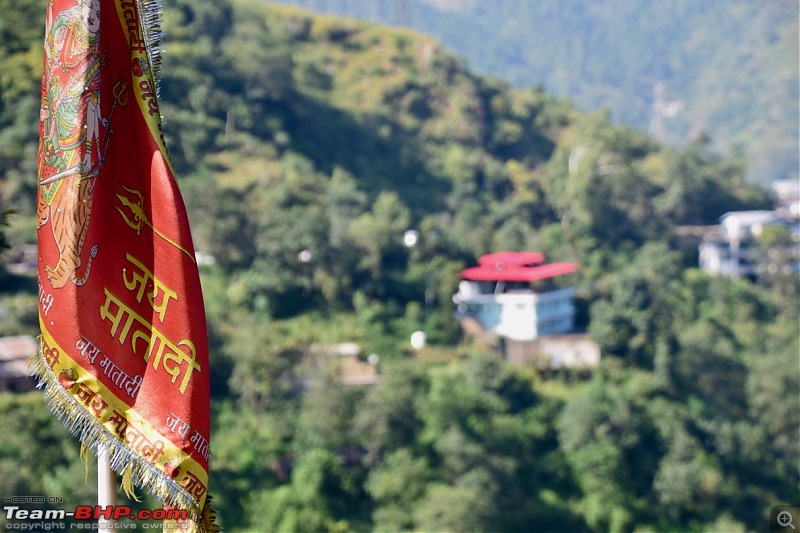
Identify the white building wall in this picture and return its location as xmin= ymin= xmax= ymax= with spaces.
xmin=456 ymin=285 xmax=576 ymax=341
xmin=496 ymin=294 xmax=538 ymax=340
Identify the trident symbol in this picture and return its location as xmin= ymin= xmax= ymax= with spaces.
xmin=115 ymin=185 xmax=196 ymax=263
xmin=100 ymin=80 xmax=130 ymax=165
xmin=113 ymin=80 xmax=129 ymax=106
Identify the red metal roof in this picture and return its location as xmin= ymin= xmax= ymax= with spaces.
xmin=460 ymin=261 xmax=578 ymax=282
xmin=477 ymin=251 xmax=544 ymax=269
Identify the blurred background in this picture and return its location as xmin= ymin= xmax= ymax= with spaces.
xmin=0 ymin=0 xmax=798 ymax=531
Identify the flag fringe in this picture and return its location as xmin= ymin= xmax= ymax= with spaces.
xmin=80 ymin=441 xmax=91 ymax=483
xmin=135 ymin=0 xmax=164 ymax=99
xmin=29 ymin=348 xmax=207 ymax=525
xmin=200 ymin=495 xmax=220 ymax=533
xmin=121 ymin=465 xmax=142 ymax=502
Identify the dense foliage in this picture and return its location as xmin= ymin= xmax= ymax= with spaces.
xmin=273 ymin=0 xmax=800 ymax=189
xmin=0 ymin=1 xmax=797 ymax=531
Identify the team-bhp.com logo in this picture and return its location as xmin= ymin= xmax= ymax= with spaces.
xmin=4 ymin=504 xmax=189 ymax=530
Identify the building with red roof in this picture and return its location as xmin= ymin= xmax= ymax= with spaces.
xmin=453 ymin=252 xmax=578 ymax=342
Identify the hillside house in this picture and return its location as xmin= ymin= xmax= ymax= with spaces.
xmin=303 ymin=343 xmax=380 ymax=386
xmin=452 ymin=252 xmax=599 ymax=369
xmin=452 ymin=252 xmax=577 ymax=342
xmin=699 ymin=210 xmax=800 ymax=278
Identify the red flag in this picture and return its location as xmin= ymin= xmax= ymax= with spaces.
xmin=32 ymin=0 xmax=213 ymax=528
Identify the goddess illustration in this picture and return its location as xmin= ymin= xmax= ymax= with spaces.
xmin=37 ymin=0 xmax=105 ymax=289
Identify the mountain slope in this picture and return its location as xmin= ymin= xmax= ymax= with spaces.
xmin=271 ymin=0 xmax=799 ymax=188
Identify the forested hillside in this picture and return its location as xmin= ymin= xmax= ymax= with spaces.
xmin=273 ymin=0 xmax=800 ymax=189
xmin=0 ymin=0 xmax=797 ymax=531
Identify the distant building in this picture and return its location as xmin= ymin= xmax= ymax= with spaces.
xmin=453 ymin=252 xmax=578 ymax=341
xmin=304 ymin=342 xmax=380 ymax=386
xmin=772 ymin=179 xmax=800 ymax=208
xmin=453 ymin=252 xmax=577 ymax=342
xmin=505 ymin=335 xmax=601 ymax=369
xmin=0 ymin=335 xmax=37 ymax=392
xmin=772 ymin=179 xmax=800 ymax=222
xmin=452 ymin=252 xmax=599 ymax=369
xmin=699 ymin=210 xmax=800 ymax=278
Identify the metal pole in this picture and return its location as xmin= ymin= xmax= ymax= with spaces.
xmin=98 ymin=446 xmax=117 ymax=527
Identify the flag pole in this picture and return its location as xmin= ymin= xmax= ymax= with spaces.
xmin=98 ymin=445 xmax=117 ymax=526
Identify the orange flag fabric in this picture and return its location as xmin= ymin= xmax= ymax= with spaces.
xmin=32 ymin=0 xmax=212 ymax=527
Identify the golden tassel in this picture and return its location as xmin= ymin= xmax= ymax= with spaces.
xmin=120 ymin=464 xmax=141 ymax=502
xmin=80 ymin=441 xmax=91 ymax=483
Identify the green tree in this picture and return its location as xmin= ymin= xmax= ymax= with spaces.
xmin=655 ymin=136 xmax=769 ymax=225
xmin=589 ymin=242 xmax=683 ymax=367
xmin=559 ymin=366 xmax=667 ymax=532
xmin=246 ymin=449 xmax=359 ymax=533
xmin=353 ymin=361 xmax=426 ymax=459
xmin=365 ymin=449 xmax=430 ymax=531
